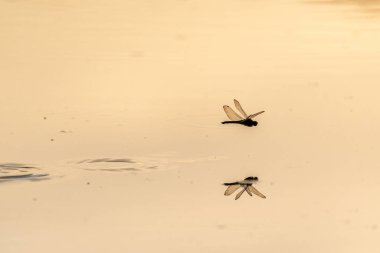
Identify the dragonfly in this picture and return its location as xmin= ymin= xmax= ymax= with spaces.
xmin=222 ymin=99 xmax=265 ymax=127
xmin=223 ymin=176 xmax=266 ymax=200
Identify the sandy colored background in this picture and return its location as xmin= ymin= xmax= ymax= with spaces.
xmin=1 ymin=0 xmax=380 ymax=252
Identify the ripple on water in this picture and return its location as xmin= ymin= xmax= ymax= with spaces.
xmin=76 ymin=158 xmax=143 ymax=172
xmin=0 ymin=163 xmax=49 ymax=183
xmin=74 ymin=155 xmax=225 ymax=173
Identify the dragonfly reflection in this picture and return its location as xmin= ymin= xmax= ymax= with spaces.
xmin=222 ymin=99 xmax=265 ymax=127
xmin=224 ymin=176 xmax=266 ymax=200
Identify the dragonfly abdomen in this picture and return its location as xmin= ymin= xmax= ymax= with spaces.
xmin=221 ymin=120 xmax=243 ymax=124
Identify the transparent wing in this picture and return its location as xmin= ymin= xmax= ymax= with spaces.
xmin=248 ymin=186 xmax=266 ymax=199
xmin=224 ymin=185 xmax=240 ymax=196
xmin=248 ymin=111 xmax=265 ymax=119
xmin=234 ymin=99 xmax=248 ymax=118
xmin=235 ymin=187 xmax=246 ymax=200
xmin=223 ymin=105 xmax=243 ymax=120
xmin=246 ymin=187 xmax=252 ymax=196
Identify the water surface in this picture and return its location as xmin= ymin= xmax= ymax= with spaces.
xmin=1 ymin=0 xmax=380 ymax=252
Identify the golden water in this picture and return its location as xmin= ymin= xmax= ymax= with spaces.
xmin=1 ymin=0 xmax=380 ymax=252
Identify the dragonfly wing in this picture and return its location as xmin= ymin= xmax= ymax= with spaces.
xmin=223 ymin=105 xmax=243 ymax=120
xmin=235 ymin=187 xmax=246 ymax=200
xmin=224 ymin=185 xmax=240 ymax=196
xmin=234 ymin=99 xmax=248 ymax=118
xmin=248 ymin=186 xmax=266 ymax=199
xmin=245 ymin=187 xmax=252 ymax=196
xmin=248 ymin=111 xmax=265 ymax=119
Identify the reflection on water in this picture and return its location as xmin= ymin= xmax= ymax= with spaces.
xmin=0 ymin=163 xmax=49 ymax=182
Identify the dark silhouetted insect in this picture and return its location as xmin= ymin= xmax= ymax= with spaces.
xmin=223 ymin=176 xmax=266 ymax=200
xmin=222 ymin=99 xmax=265 ymax=127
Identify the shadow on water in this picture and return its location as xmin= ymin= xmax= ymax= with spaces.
xmin=306 ymin=0 xmax=380 ymax=15
xmin=0 ymin=163 xmax=49 ymax=183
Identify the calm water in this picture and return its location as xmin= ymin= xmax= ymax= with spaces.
xmin=1 ymin=0 xmax=380 ymax=252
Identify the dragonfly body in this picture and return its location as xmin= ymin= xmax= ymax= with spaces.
xmin=221 ymin=99 xmax=264 ymax=127
xmin=221 ymin=118 xmax=258 ymax=127
xmin=223 ymin=176 xmax=266 ymax=200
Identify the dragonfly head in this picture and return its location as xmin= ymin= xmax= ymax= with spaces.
xmin=252 ymin=121 xmax=258 ymax=126
xmin=245 ymin=176 xmax=258 ymax=181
